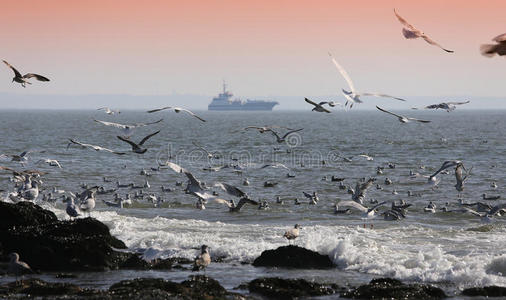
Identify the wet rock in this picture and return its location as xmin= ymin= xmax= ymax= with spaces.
xmin=248 ymin=277 xmax=338 ymax=299
xmin=0 ymin=202 xmax=135 ymax=272
xmin=340 ymin=278 xmax=446 ymax=300
xmin=462 ymin=286 xmax=506 ymax=297
xmin=253 ymin=245 xmax=335 ymax=269
xmin=2 ymin=278 xmax=82 ymax=296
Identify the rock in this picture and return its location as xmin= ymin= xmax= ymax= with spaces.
xmin=340 ymin=278 xmax=446 ymax=300
xmin=248 ymin=277 xmax=338 ymax=299
xmin=0 ymin=202 xmax=136 ymax=272
xmin=2 ymin=278 xmax=82 ymax=296
xmin=462 ymin=286 xmax=506 ymax=297
xmin=253 ymin=245 xmax=334 ymax=269
xmin=181 ymin=275 xmax=228 ymax=298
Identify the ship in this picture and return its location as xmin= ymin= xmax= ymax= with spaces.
xmin=208 ymin=82 xmax=279 ymax=111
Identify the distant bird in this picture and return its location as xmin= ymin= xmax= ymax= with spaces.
xmin=36 ymin=159 xmax=62 ymax=168
xmin=147 ymin=106 xmax=206 ymax=122
xmin=491 ymin=182 xmax=498 ymax=189
xmin=8 ymin=253 xmax=34 ymax=280
xmin=117 ymin=130 xmax=160 ymax=154
xmin=192 ymin=141 xmax=219 ymax=159
xmin=415 ymin=101 xmax=470 ymax=112
xmin=338 ymin=200 xmax=387 ymax=219
xmin=68 ymin=139 xmax=125 ymax=155
xmin=480 ymin=33 xmax=506 ymax=57
xmin=328 ymin=53 xmax=406 ymax=108
xmin=261 ymin=163 xmax=289 ymax=170
xmin=304 ymin=98 xmax=331 ymax=113
xmin=463 ymin=205 xmax=506 ymax=223
xmin=97 ymin=107 xmax=120 ymax=115
xmin=283 ymin=224 xmax=302 ymax=244
xmin=358 ymin=154 xmax=374 ymax=161
xmin=334 ymin=203 xmax=351 ymax=214
xmin=424 ymin=201 xmax=436 ymax=213
xmin=3 ymin=60 xmax=50 ymax=87
xmin=9 ymin=151 xmax=31 ymax=164
xmin=376 ymin=106 xmax=431 ymax=123
xmin=94 ymin=119 xmax=163 ymax=137
xmin=214 ymin=182 xmax=259 ymax=212
xmin=270 ymin=128 xmax=303 ymax=143
xmin=242 ymin=125 xmax=293 ymax=133
xmin=192 ymin=245 xmax=211 ymax=271
xmin=429 ymin=160 xmax=471 ymax=197
xmin=303 ymin=191 xmax=319 ymax=205
xmin=351 ymin=178 xmax=376 ymax=204
xmin=393 ymin=9 xmax=453 ymax=53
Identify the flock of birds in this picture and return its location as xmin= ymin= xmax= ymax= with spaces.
xmin=1 ymin=9 xmax=504 ymax=277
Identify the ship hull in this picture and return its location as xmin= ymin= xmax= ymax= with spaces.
xmin=208 ymin=102 xmax=278 ymax=111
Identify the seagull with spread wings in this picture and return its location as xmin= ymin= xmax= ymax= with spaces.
xmin=328 ymin=53 xmax=407 ymax=108
xmin=304 ymin=98 xmax=332 ymax=113
xmin=67 ymin=139 xmax=126 ymax=155
xmin=480 ymin=33 xmax=506 ymax=57
xmin=270 ymin=128 xmax=303 ymax=143
xmin=393 ymin=9 xmax=454 ymax=53
xmin=94 ymin=119 xmax=163 ymax=137
xmin=117 ymin=130 xmax=160 ymax=154
xmin=97 ymin=107 xmax=120 ymax=115
xmin=147 ymin=106 xmax=206 ymax=122
xmin=376 ymin=106 xmax=431 ymax=123
xmin=3 ymin=60 xmax=50 ymax=87
xmin=214 ymin=182 xmax=259 ymax=212
xmin=414 ymin=101 xmax=470 ymax=112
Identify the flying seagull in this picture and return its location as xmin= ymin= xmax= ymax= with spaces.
xmin=94 ymin=119 xmax=163 ymax=137
xmin=304 ymin=98 xmax=331 ymax=113
xmin=117 ymin=130 xmax=160 ymax=154
xmin=414 ymin=101 xmax=470 ymax=112
xmin=214 ymin=182 xmax=259 ymax=212
xmin=338 ymin=200 xmax=387 ymax=219
xmin=352 ymin=178 xmax=376 ymax=204
xmin=376 ymin=106 xmax=431 ymax=123
xmin=270 ymin=128 xmax=303 ymax=143
xmin=328 ymin=53 xmax=406 ymax=108
xmin=147 ymin=106 xmax=206 ymax=122
xmin=97 ymin=107 xmax=120 ymax=115
xmin=36 ymin=159 xmax=62 ymax=168
xmin=3 ymin=60 xmax=50 ymax=87
xmin=480 ymin=33 xmax=506 ymax=57
xmin=393 ymin=9 xmax=454 ymax=53
xmin=67 ymin=139 xmax=126 ymax=155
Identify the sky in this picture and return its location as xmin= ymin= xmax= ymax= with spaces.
xmin=0 ymin=0 xmax=504 ymax=109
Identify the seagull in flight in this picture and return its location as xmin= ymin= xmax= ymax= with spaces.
xmin=270 ymin=128 xmax=303 ymax=143
xmin=67 ymin=139 xmax=126 ymax=155
xmin=393 ymin=9 xmax=454 ymax=53
xmin=351 ymin=178 xmax=376 ymax=204
xmin=214 ymin=182 xmax=259 ymax=212
xmin=376 ymin=106 xmax=431 ymax=123
xmin=97 ymin=107 xmax=120 ymax=115
xmin=337 ymin=200 xmax=387 ymax=219
xmin=414 ymin=101 xmax=470 ymax=112
xmin=3 ymin=60 xmax=50 ymax=87
xmin=94 ymin=119 xmax=163 ymax=137
xmin=36 ymin=159 xmax=62 ymax=168
xmin=147 ymin=106 xmax=206 ymax=122
xmin=117 ymin=130 xmax=160 ymax=154
xmin=328 ymin=53 xmax=406 ymax=108
xmin=304 ymin=98 xmax=331 ymax=113
xmin=480 ymin=33 xmax=506 ymax=57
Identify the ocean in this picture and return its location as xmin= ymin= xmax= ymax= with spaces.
xmin=0 ymin=109 xmax=505 ymax=296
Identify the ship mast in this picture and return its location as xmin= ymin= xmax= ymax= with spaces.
xmin=222 ymin=79 xmax=227 ymax=94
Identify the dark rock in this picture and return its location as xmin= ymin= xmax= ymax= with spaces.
xmin=248 ymin=277 xmax=337 ymax=299
xmin=253 ymin=245 xmax=334 ymax=269
xmin=462 ymin=286 xmax=506 ymax=297
xmin=3 ymin=278 xmax=82 ymax=296
xmin=0 ymin=202 xmax=136 ymax=272
xmin=120 ymin=254 xmax=152 ymax=270
xmin=341 ymin=277 xmax=446 ymax=300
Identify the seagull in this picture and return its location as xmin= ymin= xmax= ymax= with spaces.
xmin=415 ymin=101 xmax=470 ymax=112
xmin=242 ymin=125 xmax=293 ymax=133
xmin=334 ymin=203 xmax=351 ymax=214
xmin=376 ymin=106 xmax=431 ymax=123
xmin=79 ymin=187 xmax=97 ymax=217
xmin=97 ymin=107 xmax=120 ymax=115
xmin=480 ymin=33 xmax=506 ymax=57
xmin=328 ymin=53 xmax=406 ymax=108
xmin=261 ymin=163 xmax=289 ymax=170
xmin=192 ymin=245 xmax=211 ymax=271
xmin=304 ymin=98 xmax=331 ymax=113
xmin=270 ymin=128 xmax=303 ymax=143
xmin=3 ymin=60 xmax=50 ymax=87
xmin=192 ymin=141 xmax=219 ymax=159
xmin=64 ymin=196 xmax=80 ymax=219
xmin=93 ymin=119 xmax=163 ymax=137
xmin=68 ymin=139 xmax=126 ymax=155
xmin=424 ymin=201 xmax=436 ymax=213
xmin=462 ymin=205 xmax=506 ymax=223
xmin=352 ymin=178 xmax=376 ymax=204
xmin=338 ymin=200 xmax=387 ymax=219
xmin=117 ymin=130 xmax=160 ymax=154
xmin=303 ymin=191 xmax=319 ymax=205
xmin=214 ymin=182 xmax=259 ymax=212
xmin=393 ymin=9 xmax=454 ymax=53
xmin=429 ymin=160 xmax=471 ymax=197
xmin=147 ymin=106 xmax=206 ymax=122
xmin=283 ymin=224 xmax=302 ymax=244
xmin=8 ymin=253 xmax=34 ymax=281
xmin=358 ymin=154 xmax=374 ymax=161
xmin=36 ymin=159 xmax=62 ymax=168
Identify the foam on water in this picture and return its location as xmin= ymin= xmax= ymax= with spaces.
xmin=47 ymin=204 xmax=506 ymax=288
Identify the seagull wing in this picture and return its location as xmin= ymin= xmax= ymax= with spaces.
xmin=445 ymin=101 xmax=470 ymax=106
xmin=406 ymin=117 xmax=431 ymax=123
xmin=304 ymin=97 xmax=318 ymax=107
xmin=236 ymin=198 xmax=259 ymax=210
xmin=393 ymin=9 xmax=420 ymax=33
xmin=215 ymin=182 xmax=246 ymax=198
xmin=214 ymin=198 xmax=232 ymax=208
xmin=281 ymin=128 xmax=303 ymax=139
xmin=429 ymin=160 xmax=460 ymax=178
xmin=139 ymin=130 xmax=160 ymax=146
xmin=175 ymin=108 xmax=206 ymax=122
xmin=376 ymin=106 xmax=404 ymax=119
xmin=337 ymin=200 xmax=368 ymax=213
xmin=192 ymin=141 xmax=212 ymax=156
xmin=164 ymin=161 xmax=186 ymax=173
xmin=23 ymin=73 xmax=50 ymax=81
xmin=361 ymin=92 xmax=407 ymax=102
xmin=463 ymin=207 xmax=484 ymax=217
xmin=133 ymin=119 xmax=164 ymax=128
xmin=147 ymin=106 xmax=172 ymax=113
xmin=2 ymin=60 xmax=22 ymax=78
xmin=328 ymin=53 xmax=356 ymax=94
xmin=492 ymin=33 xmax=506 ymax=42
xmin=369 ymin=201 xmax=387 ymax=213
xmin=302 ymin=192 xmax=312 ymax=199
xmin=421 ymin=34 xmax=454 ymax=53
xmin=489 ymin=203 xmax=506 ymax=216
xmin=94 ymin=119 xmax=127 ymax=129
xmin=117 ymin=136 xmax=138 ymax=149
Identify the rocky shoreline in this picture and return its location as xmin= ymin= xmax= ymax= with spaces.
xmin=0 ymin=202 xmax=503 ymax=299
